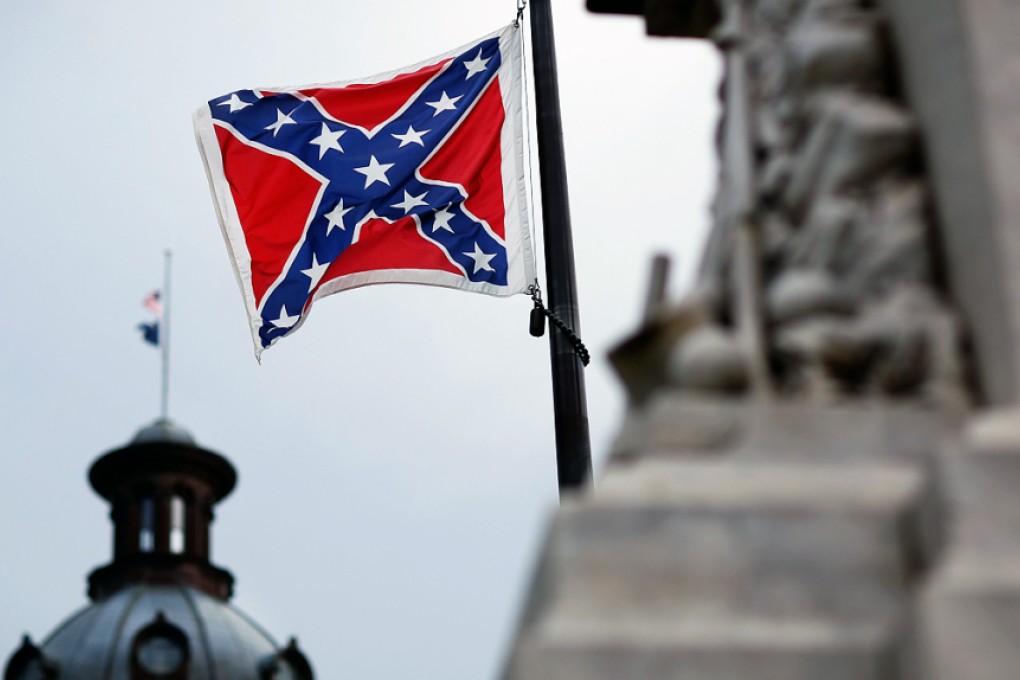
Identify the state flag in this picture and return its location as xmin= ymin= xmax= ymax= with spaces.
xmin=138 ymin=322 xmax=159 ymax=346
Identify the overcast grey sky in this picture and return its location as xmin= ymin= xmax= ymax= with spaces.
xmin=0 ymin=2 xmax=718 ymax=678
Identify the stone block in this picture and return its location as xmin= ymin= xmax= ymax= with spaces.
xmin=535 ymin=461 xmax=927 ymax=625
xmin=941 ymin=409 xmax=1020 ymax=555
xmin=911 ymin=556 xmax=1020 ymax=680
xmin=612 ymin=394 xmax=954 ymax=466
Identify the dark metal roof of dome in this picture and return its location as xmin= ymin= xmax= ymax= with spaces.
xmin=48 ymin=586 xmax=266 ymax=677
xmin=6 ymin=585 xmax=311 ymax=680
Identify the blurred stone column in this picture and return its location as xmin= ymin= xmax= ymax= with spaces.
xmin=501 ymin=0 xmax=1020 ymax=678
xmin=880 ymin=0 xmax=1020 ymax=405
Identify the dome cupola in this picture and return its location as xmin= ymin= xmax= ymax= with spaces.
xmin=4 ymin=419 xmax=314 ymax=680
xmin=86 ymin=418 xmax=237 ymax=600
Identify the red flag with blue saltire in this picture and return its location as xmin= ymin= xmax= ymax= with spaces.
xmin=194 ymin=24 xmax=535 ymax=359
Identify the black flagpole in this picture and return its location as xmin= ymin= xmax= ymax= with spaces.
xmin=528 ymin=0 xmax=593 ymax=493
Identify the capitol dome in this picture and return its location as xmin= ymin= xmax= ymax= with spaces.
xmin=3 ymin=419 xmax=313 ymax=680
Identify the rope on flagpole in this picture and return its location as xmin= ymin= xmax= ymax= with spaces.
xmin=518 ymin=0 xmax=588 ymax=367
xmin=516 ymin=1 xmax=585 ymax=364
xmin=529 ymin=283 xmax=590 ymax=366
xmin=518 ymin=1 xmax=541 ymax=270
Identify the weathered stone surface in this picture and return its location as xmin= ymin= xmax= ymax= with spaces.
xmin=902 ymin=409 xmax=1020 ymax=679
xmin=912 ymin=557 xmax=1020 ymax=680
xmin=507 ymin=618 xmax=900 ymax=680
xmin=941 ymin=419 xmax=1020 ymax=555
xmin=767 ymin=269 xmax=854 ymax=325
xmin=514 ymin=0 xmax=1020 ymax=677
xmin=784 ymin=94 xmax=917 ymax=216
xmin=609 ymin=298 xmax=710 ymax=405
xmin=788 ymin=197 xmax=860 ymax=271
xmin=543 ymin=461 xmax=927 ymax=621
xmin=783 ymin=12 xmax=884 ymax=93
xmin=880 ymin=0 xmax=1020 ymax=404
xmin=502 ymin=399 xmax=949 ymax=680
xmin=840 ymin=181 xmax=931 ymax=299
xmin=612 ymin=394 xmax=955 ymax=465
xmin=666 ymin=325 xmax=749 ymax=394
xmin=684 ymin=0 xmax=965 ymax=402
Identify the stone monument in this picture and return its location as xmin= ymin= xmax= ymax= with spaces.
xmin=502 ymin=1 xmax=1020 ymax=678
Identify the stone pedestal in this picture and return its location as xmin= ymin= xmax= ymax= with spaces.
xmin=513 ymin=0 xmax=1020 ymax=676
xmin=502 ymin=397 xmax=953 ymax=680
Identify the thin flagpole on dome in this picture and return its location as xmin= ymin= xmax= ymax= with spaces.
xmin=161 ymin=248 xmax=172 ymax=421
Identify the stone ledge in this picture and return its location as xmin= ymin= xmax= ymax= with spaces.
xmin=612 ymin=394 xmax=956 ymax=464
xmin=593 ymin=459 xmax=923 ymax=510
xmin=534 ymin=615 xmax=895 ymax=649
xmin=506 ymin=616 xmax=900 ymax=680
xmin=536 ymin=466 xmax=928 ymax=622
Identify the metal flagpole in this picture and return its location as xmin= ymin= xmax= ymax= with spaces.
xmin=161 ymin=248 xmax=172 ymax=421
xmin=527 ymin=0 xmax=593 ymax=493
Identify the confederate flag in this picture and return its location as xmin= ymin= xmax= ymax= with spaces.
xmin=194 ymin=24 xmax=535 ymax=358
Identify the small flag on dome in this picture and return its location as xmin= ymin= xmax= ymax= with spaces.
xmin=194 ymin=24 xmax=534 ymax=359
xmin=138 ymin=290 xmax=161 ymax=346
xmin=138 ymin=322 xmax=159 ymax=346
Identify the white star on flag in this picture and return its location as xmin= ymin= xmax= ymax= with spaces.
xmin=301 ymin=254 xmax=330 ymax=292
xmin=218 ymin=94 xmax=251 ymax=113
xmin=392 ymin=190 xmax=428 ymax=214
xmin=463 ymin=50 xmax=490 ymax=79
xmin=463 ymin=242 xmax=496 ymax=273
xmin=354 ymin=155 xmax=394 ymax=188
xmin=425 ymin=91 xmax=462 ymax=116
xmin=265 ymin=108 xmax=297 ymax=137
xmin=391 ymin=125 xmax=428 ymax=148
xmin=310 ymin=123 xmax=346 ymax=159
xmin=432 ymin=205 xmax=455 ymax=233
xmin=271 ymin=305 xmax=300 ymax=328
xmin=324 ymin=198 xmax=353 ymax=234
